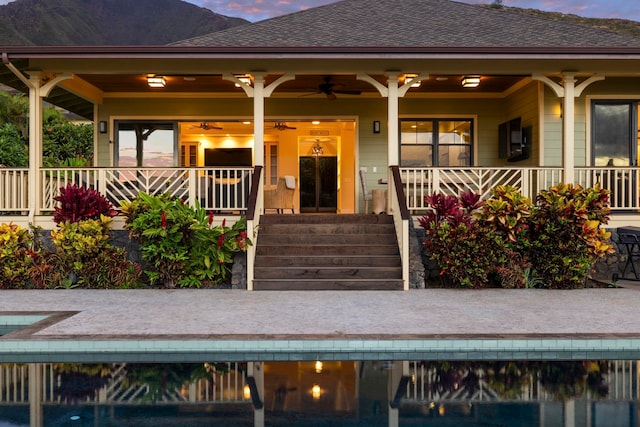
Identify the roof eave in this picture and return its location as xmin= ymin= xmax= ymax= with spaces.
xmin=3 ymin=45 xmax=640 ymax=58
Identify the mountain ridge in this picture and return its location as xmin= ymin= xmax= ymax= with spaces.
xmin=0 ymin=0 xmax=249 ymax=46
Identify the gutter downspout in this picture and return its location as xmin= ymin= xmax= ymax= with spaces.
xmin=3 ymin=52 xmax=37 ymax=223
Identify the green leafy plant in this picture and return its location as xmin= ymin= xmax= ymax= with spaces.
xmin=529 ymin=183 xmax=613 ymax=288
xmin=0 ymin=222 xmax=36 ymax=288
xmin=121 ymin=193 xmax=251 ymax=288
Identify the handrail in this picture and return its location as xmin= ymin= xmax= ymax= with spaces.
xmin=391 ymin=166 xmax=410 ymax=220
xmin=389 ymin=166 xmax=410 ymax=290
xmin=246 ymin=166 xmax=262 ymax=222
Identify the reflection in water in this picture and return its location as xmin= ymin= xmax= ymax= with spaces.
xmin=0 ymin=360 xmax=637 ymax=426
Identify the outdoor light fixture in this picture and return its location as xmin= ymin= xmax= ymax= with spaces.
xmin=312 ymin=384 xmax=321 ymax=400
xmin=403 ymin=73 xmax=421 ymax=87
xmin=98 ymin=121 xmax=107 ymax=134
xmin=147 ymin=76 xmax=166 ymax=88
xmin=462 ymin=76 xmax=481 ymax=88
xmin=315 ymin=361 xmax=323 ymax=373
xmin=312 ymin=141 xmax=324 ymax=156
xmin=373 ymin=120 xmax=381 ymax=134
xmin=243 ymin=384 xmax=251 ymax=399
xmin=234 ymin=74 xmax=252 ymax=87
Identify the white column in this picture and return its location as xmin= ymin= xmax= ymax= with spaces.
xmin=27 ymin=76 xmax=44 ymax=220
xmin=387 ymin=74 xmax=399 ymax=166
xmin=253 ymin=74 xmax=265 ymax=167
xmin=562 ymin=73 xmax=576 ymax=184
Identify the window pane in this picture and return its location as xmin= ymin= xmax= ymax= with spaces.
xmin=439 ymin=145 xmax=471 ymax=166
xmin=116 ymin=122 xmax=176 ymax=167
xmin=401 ymin=145 xmax=432 ymax=167
xmin=593 ymin=103 xmax=632 ymax=166
xmin=438 ymin=121 xmax=471 ymax=145
xmin=400 ymin=121 xmax=433 ymax=145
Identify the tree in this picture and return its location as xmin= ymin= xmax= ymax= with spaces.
xmin=0 ymin=90 xmax=94 ymax=167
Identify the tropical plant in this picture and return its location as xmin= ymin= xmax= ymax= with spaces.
xmin=420 ymin=183 xmax=613 ymax=289
xmin=121 ymin=193 xmax=251 ymax=288
xmin=0 ymin=222 xmax=36 ymax=288
xmin=529 ymin=183 xmax=613 ymax=288
xmin=53 ymin=183 xmax=118 ymax=224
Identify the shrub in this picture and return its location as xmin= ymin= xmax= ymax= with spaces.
xmin=53 ymin=183 xmax=117 ymax=224
xmin=121 ymin=193 xmax=251 ymax=288
xmin=420 ymin=183 xmax=613 ymax=289
xmin=0 ymin=223 xmax=36 ymax=288
xmin=529 ymin=183 xmax=613 ymax=288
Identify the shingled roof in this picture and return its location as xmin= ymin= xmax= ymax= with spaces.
xmin=172 ymin=0 xmax=640 ymax=49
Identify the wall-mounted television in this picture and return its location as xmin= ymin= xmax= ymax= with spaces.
xmin=204 ymin=148 xmax=253 ymax=167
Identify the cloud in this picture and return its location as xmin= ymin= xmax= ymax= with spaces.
xmin=460 ymin=0 xmax=640 ymax=21
xmin=192 ymin=0 xmax=338 ymax=21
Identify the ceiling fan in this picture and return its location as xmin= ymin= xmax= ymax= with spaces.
xmin=303 ymin=76 xmax=362 ymax=100
xmin=268 ymin=122 xmax=297 ymax=131
xmin=191 ymin=122 xmax=222 ymax=131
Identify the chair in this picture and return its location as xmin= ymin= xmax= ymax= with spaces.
xmin=359 ymin=169 xmax=373 ymax=213
xmin=264 ymin=176 xmax=296 ymax=214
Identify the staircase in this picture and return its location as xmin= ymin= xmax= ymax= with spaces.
xmin=253 ymin=214 xmax=403 ymax=290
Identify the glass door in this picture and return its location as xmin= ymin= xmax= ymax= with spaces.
xmin=592 ymin=101 xmax=638 ymax=209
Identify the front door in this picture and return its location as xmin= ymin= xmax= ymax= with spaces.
xmin=299 ymin=155 xmax=337 ymax=213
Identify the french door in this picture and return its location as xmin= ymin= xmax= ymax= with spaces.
xmin=591 ymin=101 xmax=640 ymax=208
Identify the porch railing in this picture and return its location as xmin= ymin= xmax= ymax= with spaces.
xmin=0 ymin=166 xmax=637 ymax=215
xmin=39 ymin=167 xmax=253 ymax=213
xmin=0 ymin=168 xmax=28 ymax=214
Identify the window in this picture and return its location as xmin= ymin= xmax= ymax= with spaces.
xmin=400 ymin=119 xmax=473 ymax=167
xmin=115 ymin=121 xmax=177 ymax=167
xmin=264 ymin=142 xmax=278 ymax=186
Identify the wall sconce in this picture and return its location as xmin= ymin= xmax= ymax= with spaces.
xmin=312 ymin=384 xmax=321 ymax=400
xmin=98 ymin=121 xmax=107 ymax=134
xmin=462 ymin=76 xmax=481 ymax=88
xmin=373 ymin=120 xmax=381 ymax=134
xmin=147 ymin=75 xmax=166 ymax=88
xmin=243 ymin=384 xmax=251 ymax=400
xmin=403 ymin=73 xmax=421 ymax=87
xmin=315 ymin=361 xmax=323 ymax=373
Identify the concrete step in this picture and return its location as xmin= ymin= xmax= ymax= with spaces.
xmin=254 ymin=266 xmax=402 ymax=280
xmin=253 ymin=214 xmax=402 ymax=290
xmin=254 ymin=255 xmax=401 ymax=268
xmin=255 ymin=244 xmax=399 ymax=256
xmin=252 ymin=279 xmax=404 ymax=291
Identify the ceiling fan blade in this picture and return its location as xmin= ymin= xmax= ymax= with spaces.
xmin=334 ymin=89 xmax=362 ymax=95
xmin=326 ymin=92 xmax=337 ymax=100
xmin=299 ymin=91 xmax=323 ymax=97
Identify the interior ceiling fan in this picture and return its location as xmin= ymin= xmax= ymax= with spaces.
xmin=269 ymin=122 xmax=297 ymax=131
xmin=303 ymin=76 xmax=362 ymax=100
xmin=191 ymin=122 xmax=222 ymax=131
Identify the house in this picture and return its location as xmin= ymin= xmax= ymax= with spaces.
xmin=1 ymin=0 xmax=640 ymax=288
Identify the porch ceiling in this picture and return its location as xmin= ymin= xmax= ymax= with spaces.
xmin=77 ymin=73 xmax=526 ymax=95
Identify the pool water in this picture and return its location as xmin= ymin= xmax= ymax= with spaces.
xmin=0 ymin=360 xmax=636 ymax=426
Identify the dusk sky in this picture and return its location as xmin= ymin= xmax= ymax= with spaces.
xmin=0 ymin=0 xmax=637 ymax=22
xmin=187 ymin=0 xmax=638 ymax=22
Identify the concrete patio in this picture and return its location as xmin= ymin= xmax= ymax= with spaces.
xmin=1 ymin=286 xmax=640 ymax=363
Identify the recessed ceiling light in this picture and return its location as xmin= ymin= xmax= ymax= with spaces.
xmin=436 ymin=77 xmax=448 ymax=81
xmin=312 ymin=121 xmax=320 ymax=125
xmin=183 ymin=77 xmax=196 ymax=81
